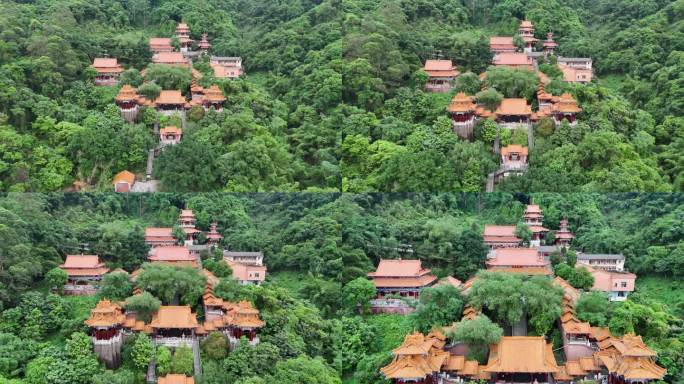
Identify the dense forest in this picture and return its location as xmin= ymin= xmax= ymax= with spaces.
xmin=0 ymin=192 xmax=682 ymax=383
xmin=1 ymin=0 xmax=683 ymax=192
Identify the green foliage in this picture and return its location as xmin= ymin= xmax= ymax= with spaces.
xmin=156 ymin=346 xmax=172 ymax=376
xmin=271 ymin=356 xmax=341 ymax=384
xmin=131 ymin=333 xmax=154 ymax=371
xmin=449 ymin=315 xmax=503 ymax=363
xmin=171 ymin=346 xmax=194 ymax=376
xmin=143 ymin=65 xmax=192 ymax=92
xmin=44 ymin=268 xmax=67 ymax=293
xmin=554 ymin=263 xmax=594 ymax=290
xmin=576 ymin=292 xmax=612 ymax=326
xmin=411 ymin=284 xmax=464 ymax=333
xmin=203 ymin=260 xmax=233 ymax=278
xmin=515 ymin=222 xmax=532 ymax=246
xmin=124 ymin=292 xmax=161 ymax=323
xmin=201 ymin=332 xmax=229 ymax=361
xmin=136 ymin=264 xmax=206 ymax=306
xmin=342 ymin=277 xmax=376 ymax=315
xmin=99 ymin=271 xmax=133 ymax=301
xmin=475 ymin=88 xmax=504 ymax=111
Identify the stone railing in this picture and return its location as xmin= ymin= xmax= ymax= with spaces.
xmin=369 ymin=298 xmax=410 ymax=308
xmin=154 ymin=336 xmax=195 ymax=348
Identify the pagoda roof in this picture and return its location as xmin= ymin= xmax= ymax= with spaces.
xmin=180 ymin=209 xmax=195 ymax=218
xmin=501 ymin=144 xmax=528 ymax=156
xmin=392 ymin=332 xmax=437 ymax=355
xmin=85 ymin=300 xmax=125 ymax=327
xmin=543 ymin=33 xmax=559 ymax=48
xmin=203 ymin=85 xmax=226 ymax=103
xmin=525 ymin=204 xmax=542 ymax=214
xmin=447 ymin=92 xmax=477 ymax=113
xmin=495 ymin=98 xmax=533 ymax=116
xmin=115 ymin=85 xmax=140 ymax=102
xmin=149 ymin=306 xmax=199 ymax=329
xmin=490 ymin=36 xmax=515 ymax=47
xmin=60 ymin=255 xmax=109 ymax=276
xmin=113 ymin=170 xmax=135 ymax=186
xmin=436 ymin=276 xmax=463 ymax=289
xmin=225 ymin=301 xmax=265 ymax=328
xmin=93 ymin=58 xmax=124 ymax=73
xmin=554 ymin=365 xmax=573 ymax=381
xmin=484 ymin=336 xmax=559 ymax=373
xmin=554 ymin=277 xmax=580 ymax=304
xmin=579 ymin=356 xmax=599 ymax=371
xmin=154 ymin=90 xmax=187 ymax=106
xmin=589 ymin=327 xmax=612 ymax=341
xmin=158 ymin=374 xmax=195 ymax=384
xmin=551 ymin=93 xmax=582 ymax=113
xmin=520 ymin=19 xmax=534 ymax=29
xmin=423 ymin=59 xmax=459 ymax=77
xmin=613 ymin=356 xmax=666 ymax=380
xmin=443 ymin=355 xmax=465 ymax=371
xmin=613 ymin=334 xmax=657 ymax=357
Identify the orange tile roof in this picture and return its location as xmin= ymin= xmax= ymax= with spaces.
xmin=113 ymin=170 xmax=135 ymax=187
xmin=565 ymin=360 xmax=586 ymax=376
xmin=158 ymin=374 xmax=195 ymax=384
xmin=369 ymin=259 xmax=433 ymax=277
xmin=150 ymin=38 xmax=172 ymax=47
xmin=459 ymin=360 xmax=480 ymax=376
xmin=149 ymin=246 xmax=195 ymax=262
xmin=381 ymin=332 xmax=449 ymax=380
xmin=115 ymin=85 xmax=140 ymax=102
xmin=563 ymin=319 xmax=592 ymax=335
xmin=579 ymin=356 xmax=599 ymax=371
xmin=85 ymin=300 xmax=125 ymax=327
xmin=520 ymin=19 xmax=534 ymax=28
xmin=484 ymin=336 xmax=559 ymax=373
xmin=423 ymin=60 xmax=459 ymax=77
xmin=149 ymin=306 xmax=199 ymax=329
xmin=145 ymin=227 xmax=174 ymax=238
xmin=486 ymin=248 xmax=547 ymax=267
xmin=590 ymin=327 xmax=612 ymax=341
xmin=483 ymin=225 xmax=518 ymax=237
xmin=60 ymin=255 xmax=109 ymax=276
xmin=490 ymin=36 xmax=515 ymax=50
xmin=160 ymin=126 xmax=182 ymax=135
xmin=488 ymin=266 xmax=552 ymax=275
xmin=554 ymin=365 xmax=573 ymax=381
xmin=493 ymin=53 xmax=533 ymax=66
xmin=443 ymin=355 xmax=465 ymax=371
xmin=371 ymin=275 xmax=437 ymax=288
xmin=202 ymin=85 xmax=226 ymax=103
xmin=447 ymin=92 xmax=477 ymax=113
xmin=152 ymin=52 xmax=187 ymax=65
xmin=552 ymin=93 xmax=582 ymax=113
xmin=501 ymin=144 xmax=528 ymax=156
xmin=495 ymin=98 xmax=533 ymax=116
xmin=436 ymin=276 xmax=463 ymax=289
xmin=93 ymin=58 xmax=123 ymax=73
xmin=154 ymin=90 xmax=187 ymax=106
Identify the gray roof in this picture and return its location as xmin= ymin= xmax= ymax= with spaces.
xmin=577 ymin=253 xmax=624 ymax=260
xmin=223 ymin=251 xmax=263 ymax=257
xmin=558 ymin=57 xmax=592 ymax=62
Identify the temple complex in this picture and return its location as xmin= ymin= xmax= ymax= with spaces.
xmin=115 ymin=85 xmax=143 ymax=122
xmin=148 ymin=246 xmax=198 ymax=267
xmin=175 ymin=23 xmax=193 ymax=53
xmin=206 ymin=223 xmax=223 ymax=246
xmin=160 ymin=126 xmax=183 ymax=146
xmin=492 ymin=52 xmax=534 ymax=70
xmin=486 ymin=247 xmax=552 ymax=275
xmin=113 ymin=170 xmax=136 ymax=192
xmin=483 ymin=225 xmax=520 ymax=248
xmin=577 ymin=253 xmax=625 ymax=271
xmin=85 ymin=300 xmax=126 ymax=367
xmin=149 ymin=306 xmax=200 ymax=347
xmin=584 ymin=265 xmax=636 ymax=301
xmin=380 ymin=331 xmax=449 ymax=384
xmin=368 ymin=259 xmax=437 ymax=314
xmin=92 ymin=58 xmax=124 ymax=86
xmin=555 ymin=219 xmax=575 ymax=247
xmin=542 ymin=32 xmax=558 ymax=56
xmin=489 ymin=36 xmax=516 ymax=54
xmin=197 ymin=84 xmax=227 ymax=111
xmin=149 ymin=38 xmax=174 ymax=53
xmin=154 ymin=90 xmax=189 ymax=116
xmin=178 ymin=209 xmax=201 ymax=245
xmin=59 ymin=254 xmax=109 ymax=295
xmin=558 ymin=58 xmax=593 ymax=83
xmin=423 ymin=59 xmax=460 ymax=92
xmin=598 ymin=334 xmax=666 ymax=384
xmin=198 ymin=34 xmax=211 ymax=54
xmin=523 ymin=204 xmax=549 ymax=247
xmin=447 ymin=92 xmax=481 ymax=139
xmin=145 ymin=227 xmax=176 ymax=247
xmin=484 ymin=336 xmax=558 ymax=382
xmin=494 ymin=98 xmax=534 ymax=129
xmin=518 ymin=20 xmax=538 ymax=53
xmin=210 ymin=57 xmax=243 ymax=78
xmin=152 ymin=51 xmax=189 ymax=66
xmin=499 ymin=144 xmax=528 ymax=177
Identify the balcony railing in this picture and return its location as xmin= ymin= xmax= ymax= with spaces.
xmin=93 ymin=333 xmax=122 ymax=345
xmin=370 ymin=298 xmax=411 ymax=308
